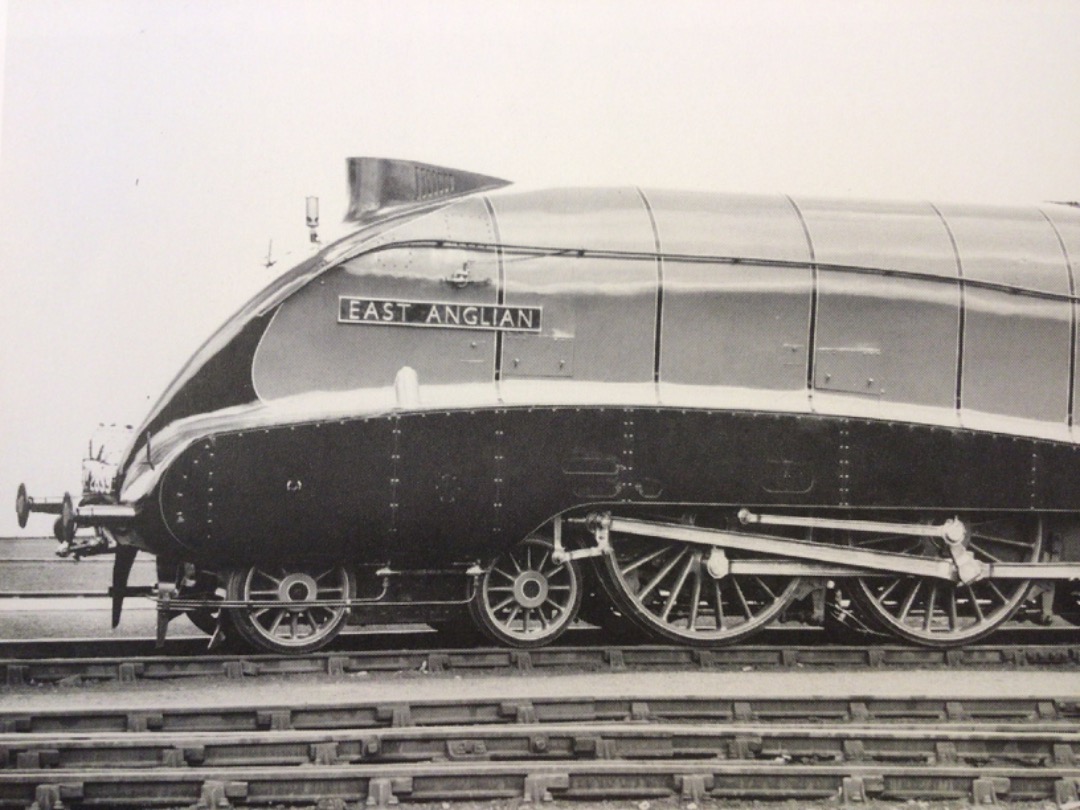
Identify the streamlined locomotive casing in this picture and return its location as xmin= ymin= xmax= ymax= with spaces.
xmin=97 ymin=175 xmax=1080 ymax=576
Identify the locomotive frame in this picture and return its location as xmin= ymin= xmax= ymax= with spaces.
xmin=15 ymin=157 xmax=1080 ymax=653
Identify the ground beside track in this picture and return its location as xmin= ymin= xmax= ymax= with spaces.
xmin=4 ymin=667 xmax=1079 ymax=711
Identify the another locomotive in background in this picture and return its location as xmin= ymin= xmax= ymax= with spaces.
xmin=16 ymin=158 xmax=1080 ymax=653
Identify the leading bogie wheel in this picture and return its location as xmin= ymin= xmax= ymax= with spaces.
xmin=599 ymin=531 xmax=805 ymax=646
xmin=226 ymin=564 xmax=356 ymax=654
xmin=848 ymin=514 xmax=1042 ymax=646
xmin=469 ymin=535 xmax=583 ymax=648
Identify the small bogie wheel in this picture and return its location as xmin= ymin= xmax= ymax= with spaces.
xmin=600 ymin=532 xmax=805 ymax=646
xmin=849 ymin=515 xmax=1042 ymax=646
xmin=226 ymin=564 xmax=355 ymax=654
xmin=469 ymin=536 xmax=583 ymax=648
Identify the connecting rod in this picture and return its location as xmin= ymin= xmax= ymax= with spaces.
xmin=591 ymin=514 xmax=969 ymax=582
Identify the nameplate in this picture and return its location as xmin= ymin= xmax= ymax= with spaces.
xmin=338 ymin=297 xmax=542 ymax=332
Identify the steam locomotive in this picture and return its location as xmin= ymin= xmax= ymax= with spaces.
xmin=16 ymin=158 xmax=1080 ymax=653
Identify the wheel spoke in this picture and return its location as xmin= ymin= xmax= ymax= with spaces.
xmin=987 ymin=580 xmax=1009 ymax=605
xmin=267 ymin=611 xmax=285 ymax=635
xmin=503 ymin=605 xmax=521 ymax=629
xmin=966 ymin=584 xmax=985 ymax=622
xmin=731 ymin=576 xmax=753 ymax=619
xmin=969 ymin=531 xmax=1032 ymax=551
xmin=923 ymin=585 xmax=937 ymax=632
xmin=638 ymin=549 xmax=687 ymax=602
xmin=874 ymin=578 xmax=902 ymax=604
xmin=713 ymin=580 xmax=725 ymax=629
xmin=491 ymin=595 xmax=516 ymax=612
xmin=535 ymin=550 xmax=551 ymax=573
xmin=755 ymin=576 xmax=777 ymax=601
xmin=661 ymin=554 xmax=695 ymax=622
xmin=688 ymin=565 xmax=702 ymax=630
xmin=621 ymin=545 xmax=671 ymax=576
xmin=853 ymin=534 xmax=910 ymax=547
xmin=967 ymin=541 xmax=1004 ymax=563
xmin=898 ymin=580 xmax=921 ymax=622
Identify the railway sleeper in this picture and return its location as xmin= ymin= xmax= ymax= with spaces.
xmin=4 ymin=762 xmax=1080 ymax=807
xmin=3 ymin=697 xmax=1076 ymax=736
xmin=3 ymin=724 xmax=1079 ymax=771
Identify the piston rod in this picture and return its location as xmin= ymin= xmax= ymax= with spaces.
xmin=738 ymin=508 xmax=967 ymax=543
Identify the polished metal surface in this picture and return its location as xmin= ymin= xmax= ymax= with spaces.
xmin=252 ymin=197 xmax=500 ymax=398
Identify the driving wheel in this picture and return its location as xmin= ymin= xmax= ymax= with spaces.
xmin=599 ymin=531 xmax=804 ymax=646
xmin=848 ymin=514 xmax=1041 ymax=646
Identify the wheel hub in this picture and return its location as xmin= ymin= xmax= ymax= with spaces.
xmin=512 ymin=571 xmax=549 ymax=608
xmin=276 ymin=573 xmax=318 ymax=609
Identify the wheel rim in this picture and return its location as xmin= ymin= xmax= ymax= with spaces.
xmin=601 ymin=534 xmax=803 ymax=645
xmin=233 ymin=565 xmax=352 ymax=649
xmin=476 ymin=537 xmax=581 ymax=645
xmin=850 ymin=515 xmax=1041 ymax=646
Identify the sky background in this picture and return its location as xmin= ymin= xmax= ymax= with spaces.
xmin=1 ymin=0 xmax=1079 ymax=536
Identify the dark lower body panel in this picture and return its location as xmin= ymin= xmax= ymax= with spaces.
xmin=139 ymin=406 xmax=1080 ymax=569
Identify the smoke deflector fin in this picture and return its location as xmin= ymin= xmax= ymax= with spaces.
xmin=344 ymin=157 xmax=510 ymax=223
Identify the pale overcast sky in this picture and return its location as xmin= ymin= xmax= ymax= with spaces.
xmin=1 ymin=0 xmax=1079 ymax=535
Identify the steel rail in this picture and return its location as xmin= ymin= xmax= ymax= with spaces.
xmin=2 ymin=758 xmax=1079 ymax=807
xmin=3 ymin=642 xmax=1080 ymax=687
xmin=2 ymin=695 xmax=1075 ymax=735
xmin=3 ymin=720 xmax=1079 ymax=771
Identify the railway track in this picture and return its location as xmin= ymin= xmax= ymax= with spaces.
xmin=3 ymin=640 xmax=1080 ymax=687
xmin=6 ymin=542 xmax=1080 ymax=806
xmin=3 ymin=694 xmax=1080 ymax=807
